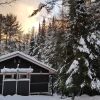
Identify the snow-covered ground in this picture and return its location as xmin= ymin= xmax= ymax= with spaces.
xmin=0 ymin=94 xmax=100 ymax=100
xmin=0 ymin=94 xmax=66 ymax=100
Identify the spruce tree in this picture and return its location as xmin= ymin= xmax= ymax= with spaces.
xmin=36 ymin=19 xmax=46 ymax=61
xmin=29 ymin=28 xmax=35 ymax=56
xmin=29 ymin=19 xmax=46 ymax=61
xmin=30 ymin=0 xmax=100 ymax=97
xmin=60 ymin=0 xmax=100 ymax=97
xmin=43 ymin=17 xmax=57 ymax=67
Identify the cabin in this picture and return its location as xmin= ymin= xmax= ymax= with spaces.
xmin=0 ymin=51 xmax=56 ymax=96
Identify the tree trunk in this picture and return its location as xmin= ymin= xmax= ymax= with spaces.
xmin=0 ymin=31 xmax=1 ymax=54
xmin=5 ymin=34 xmax=8 ymax=49
xmin=72 ymin=93 xmax=75 ymax=100
xmin=0 ymin=32 xmax=1 ymax=45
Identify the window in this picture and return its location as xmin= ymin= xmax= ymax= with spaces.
xmin=5 ymin=75 xmax=12 ymax=79
xmin=19 ymin=74 xmax=27 ymax=79
xmin=5 ymin=74 xmax=16 ymax=79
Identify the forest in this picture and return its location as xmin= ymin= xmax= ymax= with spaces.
xmin=0 ymin=0 xmax=100 ymax=100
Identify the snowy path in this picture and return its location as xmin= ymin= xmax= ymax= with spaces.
xmin=0 ymin=94 xmax=100 ymax=100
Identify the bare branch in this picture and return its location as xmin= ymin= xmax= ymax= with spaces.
xmin=0 ymin=0 xmax=17 ymax=5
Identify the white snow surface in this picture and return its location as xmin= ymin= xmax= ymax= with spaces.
xmin=0 ymin=95 xmax=67 ymax=100
xmin=78 ymin=36 xmax=90 ymax=54
xmin=1 ymin=68 xmax=33 ymax=73
xmin=67 ymin=60 xmax=79 ymax=73
xmin=91 ymin=79 xmax=100 ymax=90
xmin=66 ymin=60 xmax=79 ymax=86
xmin=4 ymin=79 xmax=30 ymax=81
xmin=88 ymin=69 xmax=93 ymax=79
xmin=66 ymin=76 xmax=72 ymax=86
xmin=0 ymin=94 xmax=100 ymax=100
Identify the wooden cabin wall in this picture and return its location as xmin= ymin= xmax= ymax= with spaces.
xmin=0 ymin=56 xmax=49 ymax=73
xmin=30 ymin=74 xmax=49 ymax=93
xmin=0 ymin=75 xmax=2 ymax=94
xmin=0 ymin=56 xmax=50 ymax=94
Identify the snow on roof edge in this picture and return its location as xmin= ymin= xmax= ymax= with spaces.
xmin=0 ymin=51 xmax=57 ymax=74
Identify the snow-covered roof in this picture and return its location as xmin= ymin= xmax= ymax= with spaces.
xmin=0 ymin=51 xmax=56 ymax=74
xmin=1 ymin=68 xmax=33 ymax=73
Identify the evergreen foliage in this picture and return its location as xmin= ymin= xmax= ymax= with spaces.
xmin=29 ymin=19 xmax=46 ymax=61
xmin=0 ymin=14 xmax=32 ymax=55
xmin=58 ymin=0 xmax=100 ymax=97
xmin=0 ymin=14 xmax=22 ymax=55
xmin=29 ymin=0 xmax=100 ymax=97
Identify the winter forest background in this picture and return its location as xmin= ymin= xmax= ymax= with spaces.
xmin=0 ymin=0 xmax=100 ymax=99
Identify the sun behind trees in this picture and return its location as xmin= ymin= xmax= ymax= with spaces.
xmin=0 ymin=0 xmax=100 ymax=99
xmin=0 ymin=14 xmax=31 ymax=55
xmin=0 ymin=14 xmax=21 ymax=54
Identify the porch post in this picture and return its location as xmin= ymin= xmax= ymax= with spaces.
xmin=16 ymin=65 xmax=19 ymax=94
xmin=29 ymin=73 xmax=31 ymax=95
xmin=51 ymin=75 xmax=54 ymax=96
xmin=2 ymin=73 xmax=5 ymax=95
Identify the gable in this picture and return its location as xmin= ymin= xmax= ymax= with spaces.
xmin=0 ymin=51 xmax=56 ymax=74
xmin=0 ymin=56 xmax=49 ymax=73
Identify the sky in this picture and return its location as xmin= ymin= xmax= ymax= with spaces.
xmin=0 ymin=0 xmax=48 ymax=33
xmin=0 ymin=0 xmax=95 ymax=34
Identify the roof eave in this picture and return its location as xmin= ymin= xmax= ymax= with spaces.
xmin=0 ymin=51 xmax=57 ymax=74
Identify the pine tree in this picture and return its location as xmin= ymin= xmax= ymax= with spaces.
xmin=29 ymin=29 xmax=36 ymax=56
xmin=0 ymin=14 xmax=21 ymax=55
xmin=30 ymin=0 xmax=100 ymax=97
xmin=0 ymin=14 xmax=2 ymax=45
xmin=29 ymin=19 xmax=46 ymax=61
xmin=54 ymin=1 xmax=100 ymax=99
xmin=2 ymin=14 xmax=20 ymax=52
xmin=0 ymin=14 xmax=3 ymax=55
xmin=43 ymin=17 xmax=57 ymax=67
xmin=54 ymin=1 xmax=75 ymax=95
xmin=68 ymin=0 xmax=76 ymax=20
xmin=59 ymin=0 xmax=100 ymax=97
xmin=29 ymin=23 xmax=40 ymax=58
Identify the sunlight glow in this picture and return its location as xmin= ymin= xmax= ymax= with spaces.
xmin=11 ymin=1 xmax=40 ymax=33
xmin=0 ymin=0 xmax=44 ymax=34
